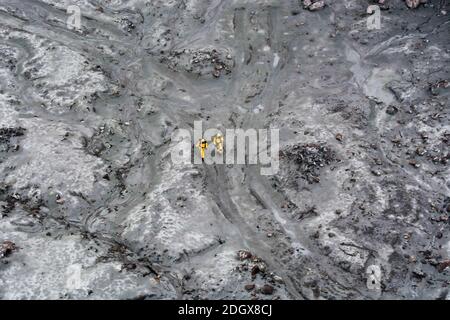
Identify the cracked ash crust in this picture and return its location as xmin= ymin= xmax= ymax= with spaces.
xmin=0 ymin=0 xmax=449 ymax=300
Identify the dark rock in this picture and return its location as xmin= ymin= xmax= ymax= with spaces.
xmin=409 ymin=160 xmax=420 ymax=168
xmin=437 ymin=260 xmax=450 ymax=273
xmin=0 ymin=240 xmax=17 ymax=258
xmin=251 ymin=264 xmax=260 ymax=276
xmin=303 ymin=0 xmax=325 ymax=11
xmin=338 ymin=261 xmax=351 ymax=271
xmin=405 ymin=0 xmax=428 ymax=9
xmin=412 ymin=270 xmax=426 ymax=279
xmin=415 ymin=147 xmax=426 ymax=156
xmin=237 ymin=250 xmax=252 ymax=260
xmin=371 ymin=169 xmax=382 ymax=176
xmin=244 ymin=284 xmax=255 ymax=291
xmin=386 ymin=105 xmax=398 ymax=115
xmin=260 ymin=284 xmax=274 ymax=295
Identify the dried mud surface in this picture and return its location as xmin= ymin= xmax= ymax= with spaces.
xmin=0 ymin=0 xmax=449 ymax=299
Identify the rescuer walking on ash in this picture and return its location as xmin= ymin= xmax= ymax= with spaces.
xmin=196 ymin=138 xmax=208 ymax=162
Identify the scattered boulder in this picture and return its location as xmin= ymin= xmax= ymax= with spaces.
xmin=386 ymin=105 xmax=399 ymax=115
xmin=236 ymin=250 xmax=268 ymax=279
xmin=272 ymin=275 xmax=284 ymax=283
xmin=0 ymin=240 xmax=17 ymax=258
xmin=412 ymin=270 xmax=426 ymax=279
xmin=371 ymin=169 xmax=382 ymax=176
xmin=244 ymin=284 xmax=255 ymax=291
xmin=437 ymin=260 xmax=450 ymax=273
xmin=250 ymin=261 xmax=266 ymax=277
xmin=237 ymin=250 xmax=253 ymax=261
xmin=260 ymin=284 xmax=275 ymax=295
xmin=303 ymin=0 xmax=325 ymax=11
xmin=405 ymin=0 xmax=427 ymax=9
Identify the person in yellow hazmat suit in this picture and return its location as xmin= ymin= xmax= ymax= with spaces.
xmin=211 ymin=133 xmax=224 ymax=154
xmin=195 ymin=138 xmax=209 ymax=161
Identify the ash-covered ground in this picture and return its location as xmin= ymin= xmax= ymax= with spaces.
xmin=0 ymin=0 xmax=449 ymax=300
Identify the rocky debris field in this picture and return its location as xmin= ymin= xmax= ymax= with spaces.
xmin=0 ymin=0 xmax=449 ymax=300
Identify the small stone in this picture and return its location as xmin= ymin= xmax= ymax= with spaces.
xmin=339 ymin=261 xmax=351 ymax=271
xmin=238 ymin=250 xmax=252 ymax=260
xmin=272 ymin=275 xmax=284 ymax=283
xmin=260 ymin=284 xmax=274 ymax=295
xmin=415 ymin=147 xmax=426 ymax=156
xmin=0 ymin=240 xmax=17 ymax=258
xmin=303 ymin=0 xmax=313 ymax=8
xmin=251 ymin=263 xmax=266 ymax=276
xmin=420 ymin=132 xmax=429 ymax=141
xmin=437 ymin=260 xmax=450 ymax=273
xmin=428 ymin=258 xmax=439 ymax=266
xmin=55 ymin=194 xmax=65 ymax=205
xmin=371 ymin=169 xmax=382 ymax=176
xmin=409 ymin=160 xmax=420 ymax=168
xmin=374 ymin=158 xmax=383 ymax=165
xmin=335 ymin=133 xmax=343 ymax=142
xmin=412 ymin=270 xmax=426 ymax=279
xmin=244 ymin=284 xmax=255 ymax=291
xmin=405 ymin=0 xmax=421 ymax=9
xmin=309 ymin=1 xmax=325 ymax=11
xmin=386 ymin=105 xmax=399 ymax=115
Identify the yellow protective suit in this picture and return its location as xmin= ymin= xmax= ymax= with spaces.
xmin=196 ymin=139 xmax=208 ymax=160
